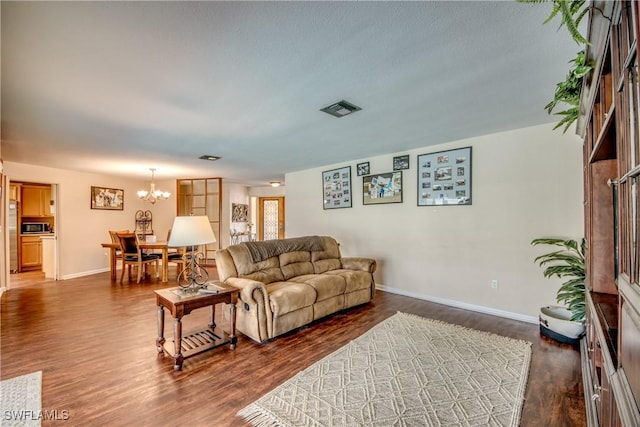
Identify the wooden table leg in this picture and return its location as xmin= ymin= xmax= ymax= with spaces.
xmin=229 ymin=302 xmax=237 ymax=350
xmin=109 ymin=247 xmax=117 ymax=281
xmin=161 ymin=248 xmax=168 ymax=282
xmin=156 ymin=305 xmax=165 ymax=353
xmin=209 ymin=304 xmax=216 ymax=329
xmin=173 ymin=317 xmax=184 ymax=370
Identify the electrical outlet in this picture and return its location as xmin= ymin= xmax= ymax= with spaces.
xmin=104 ymin=252 xmax=108 ymax=258
xmin=491 ymin=279 xmax=498 ymax=289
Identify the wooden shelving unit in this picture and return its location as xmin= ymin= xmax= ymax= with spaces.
xmin=577 ymin=2 xmax=640 ymax=426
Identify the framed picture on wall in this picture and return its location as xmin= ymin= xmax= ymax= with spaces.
xmin=417 ymin=146 xmax=472 ymax=206
xmin=322 ymin=166 xmax=352 ymax=209
xmin=362 ymin=171 xmax=403 ymax=205
xmin=91 ymin=186 xmax=124 ymax=210
xmin=393 ymin=155 xmax=410 ymax=170
xmin=357 ymin=161 xmax=370 ymax=176
xmin=232 ymin=203 xmax=248 ymax=222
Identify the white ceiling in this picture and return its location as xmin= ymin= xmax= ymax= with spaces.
xmin=1 ymin=1 xmax=579 ymax=185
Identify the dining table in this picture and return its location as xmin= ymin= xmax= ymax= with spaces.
xmin=101 ymin=240 xmax=170 ymax=283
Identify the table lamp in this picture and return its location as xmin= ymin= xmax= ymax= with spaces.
xmin=168 ymin=216 xmax=217 ymax=292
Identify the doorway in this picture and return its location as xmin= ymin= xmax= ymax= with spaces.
xmin=5 ymin=180 xmax=58 ymax=288
xmin=258 ymin=197 xmax=285 ymax=240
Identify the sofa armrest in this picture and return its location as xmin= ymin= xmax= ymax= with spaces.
xmin=341 ymin=257 xmax=377 ymax=274
xmin=224 ymin=277 xmax=270 ymax=309
xmin=223 ymin=277 xmax=273 ymax=342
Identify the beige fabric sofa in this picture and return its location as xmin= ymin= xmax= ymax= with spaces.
xmin=215 ymin=236 xmax=376 ymax=343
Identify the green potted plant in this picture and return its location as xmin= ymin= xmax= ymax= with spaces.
xmin=518 ymin=0 xmax=592 ymax=133
xmin=544 ymin=50 xmax=592 ymax=133
xmin=531 ymin=237 xmax=586 ymax=344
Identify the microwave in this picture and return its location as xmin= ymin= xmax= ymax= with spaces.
xmin=21 ymin=222 xmax=50 ymax=234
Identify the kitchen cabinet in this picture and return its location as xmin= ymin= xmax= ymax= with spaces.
xmin=21 ymin=185 xmax=51 ymax=217
xmin=20 ymin=235 xmax=42 ymax=271
xmin=9 ymin=184 xmax=20 ymax=201
xmin=41 ymin=235 xmax=56 ymax=278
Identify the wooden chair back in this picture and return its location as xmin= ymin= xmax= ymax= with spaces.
xmin=116 ymin=232 xmax=159 ymax=284
xmin=109 ymin=229 xmax=130 ymax=244
xmin=117 ymin=232 xmax=139 ymax=257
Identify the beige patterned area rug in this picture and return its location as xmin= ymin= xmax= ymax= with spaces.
xmin=0 ymin=371 xmax=42 ymax=427
xmin=238 ymin=312 xmax=532 ymax=427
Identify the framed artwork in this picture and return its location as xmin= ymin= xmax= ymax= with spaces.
xmin=417 ymin=146 xmax=472 ymax=206
xmin=393 ymin=155 xmax=410 ymax=171
xmin=323 ymin=166 xmax=352 ymax=209
xmin=357 ymin=161 xmax=370 ymax=176
xmin=363 ymin=171 xmax=403 ymax=205
xmin=91 ymin=186 xmax=124 ymax=210
xmin=232 ymin=203 xmax=248 ymax=222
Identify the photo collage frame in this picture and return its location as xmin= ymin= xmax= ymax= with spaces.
xmin=417 ymin=146 xmax=472 ymax=206
xmin=322 ymin=147 xmax=472 ymax=209
xmin=322 ymin=166 xmax=352 ymax=209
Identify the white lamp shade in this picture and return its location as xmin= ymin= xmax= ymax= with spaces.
xmin=168 ymin=216 xmax=217 ymax=247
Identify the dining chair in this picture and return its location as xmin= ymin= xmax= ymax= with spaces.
xmin=117 ymin=232 xmax=160 ymax=284
xmin=108 ymin=229 xmax=130 ymax=272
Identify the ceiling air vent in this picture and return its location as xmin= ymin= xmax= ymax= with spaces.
xmin=320 ymin=100 xmax=362 ymax=118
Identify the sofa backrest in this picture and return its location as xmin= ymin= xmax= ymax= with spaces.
xmin=280 ymin=251 xmax=313 ymax=280
xmin=312 ymin=237 xmax=342 ymax=273
xmin=223 ymin=244 xmax=285 ymax=284
xmin=215 ymin=236 xmax=343 ymax=284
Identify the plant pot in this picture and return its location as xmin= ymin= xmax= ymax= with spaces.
xmin=539 ymin=305 xmax=585 ymax=345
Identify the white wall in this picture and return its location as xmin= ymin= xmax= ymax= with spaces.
xmin=285 ymin=123 xmax=584 ymax=322
xmin=223 ymin=183 xmax=250 ymax=247
xmin=248 ymin=186 xmax=286 ymax=198
xmin=2 ymin=162 xmax=175 ymax=281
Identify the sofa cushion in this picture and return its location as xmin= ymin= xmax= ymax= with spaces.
xmin=312 ymin=237 xmax=343 ymax=273
xmin=241 ymin=264 xmax=285 ymax=285
xmin=323 ymin=269 xmax=373 ymax=292
xmin=280 ymin=251 xmax=314 ymax=280
xmin=313 ymin=258 xmax=342 ymax=274
xmin=288 ymin=274 xmax=346 ymax=301
xmin=313 ymin=295 xmax=345 ymax=320
xmin=266 ymin=281 xmax=316 ymax=316
xmin=227 ymin=245 xmax=284 ymax=284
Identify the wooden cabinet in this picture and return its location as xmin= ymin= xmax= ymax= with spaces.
xmin=577 ymin=2 xmax=640 ymax=426
xmin=9 ymin=183 xmax=20 ymax=201
xmin=20 ymin=235 xmax=42 ymax=271
xmin=21 ymin=185 xmax=51 ymax=217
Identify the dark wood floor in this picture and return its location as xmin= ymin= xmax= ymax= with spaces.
xmin=1 ymin=270 xmax=586 ymax=426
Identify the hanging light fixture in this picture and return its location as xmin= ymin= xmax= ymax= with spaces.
xmin=137 ymin=168 xmax=170 ymax=204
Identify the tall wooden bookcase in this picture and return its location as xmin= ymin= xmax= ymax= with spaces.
xmin=175 ymin=178 xmax=222 ymax=265
xmin=577 ymin=2 xmax=640 ymax=426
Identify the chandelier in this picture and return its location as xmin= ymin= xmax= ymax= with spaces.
xmin=137 ymin=168 xmax=170 ymax=204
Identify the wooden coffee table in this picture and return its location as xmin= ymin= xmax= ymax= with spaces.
xmin=154 ymin=282 xmax=239 ymax=370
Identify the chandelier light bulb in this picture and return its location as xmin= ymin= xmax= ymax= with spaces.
xmin=138 ymin=168 xmax=170 ymax=204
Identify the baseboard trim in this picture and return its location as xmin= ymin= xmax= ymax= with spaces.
xmin=375 ymin=284 xmax=538 ymax=325
xmin=62 ymin=268 xmax=109 ymax=280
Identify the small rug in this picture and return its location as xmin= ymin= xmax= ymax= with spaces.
xmin=238 ymin=312 xmax=531 ymax=427
xmin=0 ymin=371 xmax=42 ymax=427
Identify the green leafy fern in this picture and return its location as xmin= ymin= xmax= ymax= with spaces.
xmin=518 ymin=0 xmax=591 ymax=133
xmin=546 ymin=51 xmax=592 ymax=133
xmin=531 ymin=237 xmax=586 ymax=322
